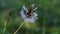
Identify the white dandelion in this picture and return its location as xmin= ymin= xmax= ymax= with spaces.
xmin=20 ymin=4 xmax=38 ymax=23
xmin=13 ymin=4 xmax=38 ymax=34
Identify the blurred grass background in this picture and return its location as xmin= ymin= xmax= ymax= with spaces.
xmin=0 ymin=0 xmax=60 ymax=34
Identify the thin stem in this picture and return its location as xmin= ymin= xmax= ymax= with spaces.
xmin=13 ymin=21 xmax=25 ymax=34
xmin=3 ymin=19 xmax=7 ymax=34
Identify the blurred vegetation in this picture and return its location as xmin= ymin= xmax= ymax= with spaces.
xmin=0 ymin=0 xmax=60 ymax=34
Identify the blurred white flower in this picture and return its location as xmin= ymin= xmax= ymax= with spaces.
xmin=20 ymin=4 xmax=38 ymax=23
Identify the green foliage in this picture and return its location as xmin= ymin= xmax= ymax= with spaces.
xmin=0 ymin=0 xmax=60 ymax=34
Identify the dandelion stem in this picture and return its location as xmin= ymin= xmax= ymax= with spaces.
xmin=13 ymin=20 xmax=25 ymax=34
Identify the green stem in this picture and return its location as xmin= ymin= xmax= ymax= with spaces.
xmin=3 ymin=19 xmax=7 ymax=34
xmin=13 ymin=20 xmax=25 ymax=34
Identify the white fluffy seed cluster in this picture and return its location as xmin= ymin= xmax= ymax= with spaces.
xmin=20 ymin=4 xmax=38 ymax=23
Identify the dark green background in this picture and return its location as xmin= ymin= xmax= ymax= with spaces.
xmin=0 ymin=0 xmax=60 ymax=34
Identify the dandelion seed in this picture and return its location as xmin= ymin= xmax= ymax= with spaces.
xmin=13 ymin=4 xmax=38 ymax=34
xmin=20 ymin=4 xmax=38 ymax=23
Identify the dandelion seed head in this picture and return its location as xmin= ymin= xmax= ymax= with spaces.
xmin=20 ymin=4 xmax=38 ymax=23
